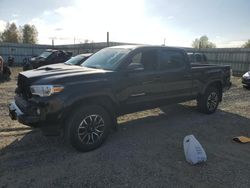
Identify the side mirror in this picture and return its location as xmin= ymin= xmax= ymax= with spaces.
xmin=127 ymin=63 xmax=144 ymax=71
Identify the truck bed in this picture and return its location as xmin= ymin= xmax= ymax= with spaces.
xmin=191 ymin=63 xmax=230 ymax=69
xmin=191 ymin=63 xmax=231 ymax=74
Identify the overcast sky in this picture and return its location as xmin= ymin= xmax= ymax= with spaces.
xmin=0 ymin=0 xmax=249 ymax=47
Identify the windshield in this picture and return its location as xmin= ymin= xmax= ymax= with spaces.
xmin=64 ymin=55 xmax=86 ymax=65
xmin=81 ymin=48 xmax=130 ymax=70
xmin=39 ymin=51 xmax=53 ymax=59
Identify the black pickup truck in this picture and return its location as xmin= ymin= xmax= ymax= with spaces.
xmin=9 ymin=45 xmax=231 ymax=151
xmin=23 ymin=49 xmax=72 ymax=70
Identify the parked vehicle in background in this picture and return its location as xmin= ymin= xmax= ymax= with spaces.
xmin=22 ymin=55 xmax=37 ymax=65
xmin=9 ymin=45 xmax=231 ymax=152
xmin=242 ymin=71 xmax=250 ymax=87
xmin=7 ymin=56 xmax=15 ymax=66
xmin=23 ymin=49 xmax=72 ymax=71
xmin=0 ymin=56 xmax=3 ymax=74
xmin=38 ymin=53 xmax=93 ymax=69
xmin=64 ymin=53 xmax=92 ymax=65
xmin=0 ymin=55 xmax=11 ymax=81
xmin=188 ymin=52 xmax=207 ymax=64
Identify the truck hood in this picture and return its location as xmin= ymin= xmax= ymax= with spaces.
xmin=20 ymin=64 xmax=113 ymax=85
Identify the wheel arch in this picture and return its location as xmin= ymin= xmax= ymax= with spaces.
xmin=61 ymin=95 xmax=118 ymax=129
xmin=200 ymin=80 xmax=223 ymax=101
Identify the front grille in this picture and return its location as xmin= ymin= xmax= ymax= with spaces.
xmin=17 ymin=74 xmax=32 ymax=99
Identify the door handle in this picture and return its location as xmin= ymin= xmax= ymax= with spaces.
xmin=130 ymin=93 xmax=146 ymax=97
xmin=143 ymin=77 xmax=161 ymax=84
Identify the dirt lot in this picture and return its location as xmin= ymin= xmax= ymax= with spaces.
xmin=0 ymin=68 xmax=250 ymax=188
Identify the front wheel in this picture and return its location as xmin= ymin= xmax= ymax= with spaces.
xmin=197 ymin=86 xmax=220 ymax=114
xmin=65 ymin=105 xmax=111 ymax=152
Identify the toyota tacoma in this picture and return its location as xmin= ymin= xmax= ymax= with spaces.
xmin=9 ymin=45 xmax=232 ymax=152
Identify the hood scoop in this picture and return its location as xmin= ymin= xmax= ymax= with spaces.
xmin=36 ymin=66 xmax=62 ymax=71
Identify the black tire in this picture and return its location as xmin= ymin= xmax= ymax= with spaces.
xmin=197 ymin=86 xmax=220 ymax=114
xmin=65 ymin=105 xmax=111 ymax=152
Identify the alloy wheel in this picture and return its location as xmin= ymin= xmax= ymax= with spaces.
xmin=78 ymin=114 xmax=105 ymax=144
xmin=207 ymin=92 xmax=218 ymax=111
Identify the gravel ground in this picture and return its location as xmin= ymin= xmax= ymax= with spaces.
xmin=0 ymin=69 xmax=250 ymax=188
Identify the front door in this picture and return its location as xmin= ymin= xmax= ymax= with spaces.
xmin=117 ymin=49 xmax=163 ymax=112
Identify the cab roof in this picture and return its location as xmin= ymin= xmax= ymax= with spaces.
xmin=109 ymin=45 xmax=185 ymax=51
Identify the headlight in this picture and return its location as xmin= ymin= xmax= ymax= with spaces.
xmin=30 ymin=85 xmax=64 ymax=97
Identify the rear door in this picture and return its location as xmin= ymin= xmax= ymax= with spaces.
xmin=158 ymin=49 xmax=193 ymax=100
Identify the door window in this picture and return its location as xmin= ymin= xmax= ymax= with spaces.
xmin=128 ymin=50 xmax=158 ymax=71
xmin=160 ymin=50 xmax=186 ymax=70
xmin=131 ymin=52 xmax=142 ymax=65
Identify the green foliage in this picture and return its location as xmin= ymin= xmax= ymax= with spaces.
xmin=242 ymin=40 xmax=250 ymax=48
xmin=192 ymin=35 xmax=216 ymax=49
xmin=0 ymin=22 xmax=38 ymax=44
xmin=1 ymin=22 xmax=20 ymax=43
xmin=22 ymin=24 xmax=38 ymax=44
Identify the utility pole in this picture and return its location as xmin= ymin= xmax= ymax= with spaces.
xmin=52 ymin=39 xmax=54 ymax=47
xmin=74 ymin=37 xmax=76 ymax=55
xmin=107 ymin=32 xmax=109 ymax=47
xmin=50 ymin=37 xmax=56 ymax=48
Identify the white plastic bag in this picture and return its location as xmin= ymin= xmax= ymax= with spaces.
xmin=183 ymin=135 xmax=207 ymax=165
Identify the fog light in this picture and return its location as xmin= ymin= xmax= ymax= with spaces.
xmin=36 ymin=108 xmax=41 ymax=115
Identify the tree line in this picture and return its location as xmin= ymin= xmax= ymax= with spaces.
xmin=242 ymin=40 xmax=250 ymax=48
xmin=192 ymin=35 xmax=250 ymax=49
xmin=1 ymin=23 xmax=250 ymax=48
xmin=0 ymin=22 xmax=38 ymax=44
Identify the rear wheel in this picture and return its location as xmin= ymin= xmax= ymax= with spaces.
xmin=197 ymin=86 xmax=220 ymax=114
xmin=65 ymin=105 xmax=111 ymax=152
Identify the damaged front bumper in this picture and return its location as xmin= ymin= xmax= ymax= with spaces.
xmin=9 ymin=101 xmax=40 ymax=126
xmin=8 ymin=95 xmax=64 ymax=128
